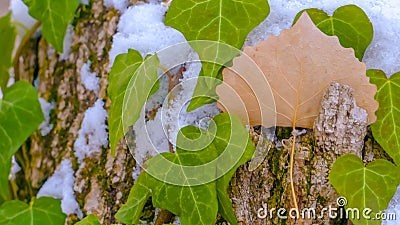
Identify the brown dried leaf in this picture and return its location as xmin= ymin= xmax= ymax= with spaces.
xmin=217 ymin=12 xmax=378 ymax=128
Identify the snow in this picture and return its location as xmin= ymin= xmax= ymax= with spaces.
xmin=80 ymin=60 xmax=100 ymax=94
xmin=103 ymin=0 xmax=129 ymax=12
xmin=160 ymin=60 xmax=220 ymax=147
xmin=245 ymin=0 xmax=400 ymax=76
xmin=60 ymin=25 xmax=74 ymax=61
xmin=8 ymin=156 xmax=21 ymax=180
xmin=38 ymin=98 xmax=55 ymax=136
xmin=37 ymin=159 xmax=83 ymax=219
xmin=80 ymin=0 xmax=89 ymax=5
xmin=384 ymin=186 xmax=400 ymax=225
xmin=109 ymin=2 xmax=217 ymax=168
xmin=109 ymin=3 xmax=187 ymax=64
xmin=74 ymin=100 xmax=108 ymax=163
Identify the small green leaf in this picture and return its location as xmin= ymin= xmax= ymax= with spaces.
xmin=0 ymin=81 xmax=44 ymax=202
xmin=329 ymin=154 xmax=400 ymax=225
xmin=115 ymin=175 xmax=151 ymax=225
xmin=165 ymin=0 xmax=270 ymax=110
xmin=22 ymin=0 xmax=79 ymax=52
xmin=0 ymin=197 xmax=66 ymax=225
xmin=293 ymin=4 xmax=373 ymax=61
xmin=0 ymin=13 xmax=17 ymax=91
xmin=76 ymin=214 xmax=101 ymax=225
xmin=108 ymin=50 xmax=159 ymax=155
xmin=367 ymin=69 xmax=400 ymax=165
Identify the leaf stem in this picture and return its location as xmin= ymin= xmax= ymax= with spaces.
xmin=13 ymin=21 xmax=41 ymax=81
xmin=289 ymin=131 xmax=303 ymax=225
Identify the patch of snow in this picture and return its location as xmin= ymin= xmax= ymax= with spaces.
xmin=103 ymin=0 xmax=129 ymax=12
xmin=33 ymin=76 xmax=40 ymax=90
xmin=8 ymin=156 xmax=21 ymax=180
xmin=60 ymin=25 xmax=74 ymax=61
xmin=132 ymin=163 xmax=141 ymax=181
xmin=245 ymin=0 xmax=400 ymax=76
xmin=108 ymin=2 xmax=222 ymax=173
xmin=74 ymin=99 xmax=108 ymax=163
xmin=10 ymin=0 xmax=36 ymax=35
xmin=172 ymin=216 xmax=181 ymax=225
xmin=109 ymin=3 xmax=187 ymax=65
xmin=161 ymin=60 xmax=220 ymax=147
xmin=132 ymin=109 xmax=169 ymax=167
xmin=382 ymin=186 xmax=400 ymax=224
xmin=80 ymin=60 xmax=100 ymax=94
xmin=80 ymin=0 xmax=89 ymax=5
xmin=38 ymin=98 xmax=55 ymax=136
xmin=292 ymin=129 xmax=308 ymax=136
xmin=37 ymin=159 xmax=83 ymax=219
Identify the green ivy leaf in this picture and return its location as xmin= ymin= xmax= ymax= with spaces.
xmin=0 ymin=197 xmax=66 ymax=225
xmin=0 ymin=81 xmax=44 ymax=202
xmin=115 ymin=175 xmax=151 ymax=224
xmin=165 ymin=0 xmax=270 ymax=111
xmin=76 ymin=214 xmax=101 ymax=225
xmin=117 ymin=113 xmax=254 ymax=225
xmin=22 ymin=0 xmax=80 ymax=52
xmin=367 ymin=69 xmax=400 ymax=165
xmin=329 ymin=154 xmax=400 ymax=225
xmin=0 ymin=13 xmax=17 ymax=91
xmin=293 ymin=4 xmax=373 ymax=61
xmin=108 ymin=49 xmax=159 ymax=155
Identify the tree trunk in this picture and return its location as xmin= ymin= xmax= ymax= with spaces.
xmin=13 ymin=1 xmax=389 ymax=225
xmin=14 ymin=1 xmax=137 ymax=224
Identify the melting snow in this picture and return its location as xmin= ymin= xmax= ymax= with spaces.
xmin=38 ymin=98 xmax=55 ymax=136
xmin=37 ymin=159 xmax=83 ymax=218
xmin=80 ymin=60 xmax=100 ymax=94
xmin=74 ymin=100 xmax=108 ymax=163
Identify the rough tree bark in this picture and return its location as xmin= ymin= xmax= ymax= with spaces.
xmin=13 ymin=1 xmax=388 ymax=225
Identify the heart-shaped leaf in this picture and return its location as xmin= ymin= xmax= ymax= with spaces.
xmin=108 ymin=50 xmax=159 ymax=155
xmin=0 ymin=13 xmax=16 ymax=91
xmin=116 ymin=113 xmax=255 ymax=225
xmin=0 ymin=81 xmax=44 ymax=202
xmin=367 ymin=69 xmax=400 ymax=165
xmin=0 ymin=197 xmax=66 ymax=225
xmin=22 ymin=0 xmax=80 ymax=52
xmin=76 ymin=214 xmax=101 ymax=225
xmin=329 ymin=154 xmax=400 ymax=225
xmin=293 ymin=4 xmax=373 ymax=61
xmin=165 ymin=0 xmax=270 ymax=111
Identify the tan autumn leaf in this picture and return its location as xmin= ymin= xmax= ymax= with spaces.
xmin=217 ymin=12 xmax=378 ymax=128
